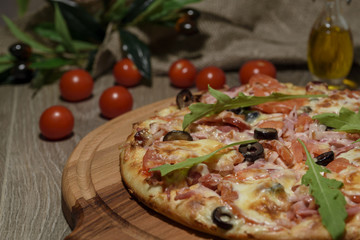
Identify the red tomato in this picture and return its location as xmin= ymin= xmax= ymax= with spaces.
xmin=239 ymin=60 xmax=276 ymax=84
xmin=99 ymin=86 xmax=133 ymax=119
xmin=113 ymin=58 xmax=142 ymax=87
xmin=39 ymin=106 xmax=74 ymax=140
xmin=59 ymin=69 xmax=94 ymax=102
xmin=169 ymin=59 xmax=196 ymax=88
xmin=195 ymin=66 xmax=226 ymax=91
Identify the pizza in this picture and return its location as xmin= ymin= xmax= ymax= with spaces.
xmin=120 ymin=74 xmax=360 ymax=240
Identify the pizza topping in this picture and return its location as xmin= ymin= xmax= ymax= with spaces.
xmin=238 ymin=142 xmax=264 ymax=162
xmin=182 ymin=86 xmax=326 ymax=130
xmin=176 ymin=89 xmax=194 ymax=109
xmin=299 ymin=139 xmax=347 ymax=240
xmin=315 ymin=151 xmax=334 ymax=166
xmin=313 ymin=107 xmax=360 ymax=133
xmin=163 ymin=130 xmax=193 ymax=141
xmin=254 ymin=128 xmax=278 ymax=140
xmin=133 ymin=129 xmax=152 ymax=147
xmin=212 ymin=206 xmax=234 ymax=230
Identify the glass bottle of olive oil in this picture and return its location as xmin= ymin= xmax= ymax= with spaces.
xmin=307 ymin=0 xmax=353 ymax=86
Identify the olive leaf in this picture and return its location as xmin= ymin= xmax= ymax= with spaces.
xmin=103 ymin=0 xmax=128 ymax=22
xmin=121 ymin=0 xmax=155 ymax=24
xmin=148 ymin=0 xmax=201 ymax=22
xmin=2 ymin=15 xmax=53 ymax=53
xmin=34 ymin=23 xmax=98 ymax=52
xmin=30 ymin=69 xmax=63 ymax=93
xmin=0 ymin=54 xmax=15 ymax=64
xmin=119 ymin=29 xmax=151 ymax=85
xmin=16 ymin=0 xmax=29 ymax=16
xmin=54 ymin=3 xmax=75 ymax=53
xmin=30 ymin=58 xmax=74 ymax=70
xmin=49 ymin=0 xmax=105 ymax=43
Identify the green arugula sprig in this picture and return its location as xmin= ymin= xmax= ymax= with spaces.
xmin=150 ymin=139 xmax=256 ymax=176
xmin=182 ymin=86 xmax=327 ymax=130
xmin=313 ymin=107 xmax=360 ymax=133
xmin=298 ymin=139 xmax=347 ymax=240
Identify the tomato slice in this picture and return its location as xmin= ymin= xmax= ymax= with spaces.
xmin=257 ymin=120 xmax=284 ymax=130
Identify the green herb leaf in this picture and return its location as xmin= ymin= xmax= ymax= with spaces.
xmin=0 ymin=65 xmax=13 ymax=84
xmin=0 ymin=54 xmax=15 ymax=64
xmin=121 ymin=0 xmax=155 ymax=24
xmin=34 ymin=24 xmax=97 ymax=52
xmin=54 ymin=3 xmax=75 ymax=53
xmin=313 ymin=107 xmax=360 ymax=133
xmin=16 ymin=0 xmax=29 ymax=16
xmin=50 ymin=0 xmax=105 ymax=43
xmin=104 ymin=0 xmax=127 ymax=22
xmin=120 ymin=29 xmax=151 ymax=85
xmin=30 ymin=58 xmax=73 ymax=70
xmin=298 ymin=139 xmax=347 ymax=240
xmin=150 ymin=139 xmax=256 ymax=176
xmin=182 ymin=86 xmax=327 ymax=130
xmin=2 ymin=15 xmax=53 ymax=53
xmin=148 ymin=0 xmax=201 ymax=22
xmin=30 ymin=69 xmax=63 ymax=94
xmin=34 ymin=23 xmax=63 ymax=42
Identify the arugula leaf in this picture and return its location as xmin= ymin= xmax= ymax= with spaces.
xmin=2 ymin=15 xmax=53 ymax=53
xmin=313 ymin=107 xmax=360 ymax=133
xmin=298 ymin=139 xmax=347 ymax=240
xmin=182 ymin=86 xmax=327 ymax=130
xmin=54 ymin=3 xmax=75 ymax=53
xmin=150 ymin=139 xmax=256 ymax=176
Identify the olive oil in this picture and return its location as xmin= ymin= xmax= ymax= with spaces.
xmin=307 ymin=0 xmax=354 ymax=86
xmin=307 ymin=25 xmax=353 ymax=83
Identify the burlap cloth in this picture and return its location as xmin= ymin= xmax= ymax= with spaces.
xmin=1 ymin=0 xmax=359 ymax=77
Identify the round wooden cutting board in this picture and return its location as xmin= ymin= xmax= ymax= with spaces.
xmin=61 ymin=98 xmax=217 ymax=240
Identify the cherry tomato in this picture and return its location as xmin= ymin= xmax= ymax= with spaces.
xmin=39 ymin=106 xmax=74 ymax=140
xmin=195 ymin=66 xmax=226 ymax=91
xmin=169 ymin=59 xmax=197 ymax=88
xmin=99 ymin=86 xmax=133 ymax=119
xmin=113 ymin=58 xmax=142 ymax=87
xmin=59 ymin=69 xmax=94 ymax=102
xmin=239 ymin=60 xmax=276 ymax=84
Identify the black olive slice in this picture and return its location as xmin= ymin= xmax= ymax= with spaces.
xmin=176 ymin=89 xmax=193 ymax=109
xmin=300 ymin=106 xmax=313 ymax=113
xmin=212 ymin=206 xmax=233 ymax=230
xmin=163 ymin=130 xmax=193 ymax=141
xmin=245 ymin=111 xmax=260 ymax=122
xmin=315 ymin=151 xmax=334 ymax=166
xmin=254 ymin=128 xmax=278 ymax=140
xmin=238 ymin=142 xmax=264 ymax=162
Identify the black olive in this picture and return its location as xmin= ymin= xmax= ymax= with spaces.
xmin=180 ymin=8 xmax=200 ymax=20
xmin=238 ymin=142 xmax=264 ymax=162
xmin=254 ymin=128 xmax=278 ymax=140
xmin=11 ymin=61 xmax=33 ymax=83
xmin=163 ymin=130 xmax=193 ymax=141
xmin=300 ymin=106 xmax=312 ymax=113
xmin=176 ymin=89 xmax=193 ymax=109
xmin=176 ymin=18 xmax=198 ymax=35
xmin=245 ymin=111 xmax=260 ymax=122
xmin=212 ymin=206 xmax=233 ymax=230
xmin=315 ymin=151 xmax=334 ymax=166
xmin=8 ymin=42 xmax=32 ymax=60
